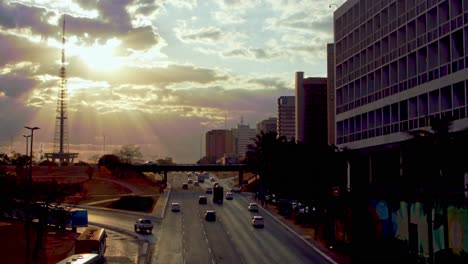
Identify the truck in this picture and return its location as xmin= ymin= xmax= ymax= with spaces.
xmin=197 ymin=173 xmax=205 ymax=183
xmin=70 ymin=208 xmax=88 ymax=230
xmin=134 ymin=218 xmax=153 ymax=233
xmin=212 ymin=184 xmax=224 ymax=204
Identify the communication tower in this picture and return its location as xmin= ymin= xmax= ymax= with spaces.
xmin=45 ymin=16 xmax=79 ymax=165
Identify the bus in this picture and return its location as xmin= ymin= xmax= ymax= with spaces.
xmin=56 ymin=253 xmax=100 ymax=264
xmin=75 ymin=227 xmax=107 ymax=258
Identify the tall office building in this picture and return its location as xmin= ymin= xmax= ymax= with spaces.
xmin=205 ymin=129 xmax=234 ymax=163
xmin=334 ymin=0 xmax=468 ymax=151
xmin=277 ymin=96 xmax=296 ymax=141
xmin=256 ymin=117 xmax=277 ymax=135
xmin=295 ymin=72 xmax=328 ymax=148
xmin=327 ymin=43 xmax=336 ymax=145
xmin=231 ymin=118 xmax=256 ymax=158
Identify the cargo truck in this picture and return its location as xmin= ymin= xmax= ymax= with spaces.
xmin=197 ymin=173 xmax=205 ymax=183
xmin=212 ymin=184 xmax=224 ymax=204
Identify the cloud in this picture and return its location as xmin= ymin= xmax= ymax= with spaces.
xmin=176 ymin=26 xmax=224 ymax=43
xmin=221 ymin=47 xmax=285 ymax=60
xmin=0 ymin=2 xmax=56 ymax=39
xmin=0 ymin=2 xmax=161 ymax=52
xmin=0 ymin=64 xmax=39 ymax=99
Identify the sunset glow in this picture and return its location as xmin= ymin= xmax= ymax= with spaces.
xmin=0 ymin=0 xmax=342 ymax=162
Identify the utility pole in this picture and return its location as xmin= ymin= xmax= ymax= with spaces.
xmin=23 ymin=135 xmax=31 ymax=156
xmin=24 ymin=126 xmax=39 ymax=264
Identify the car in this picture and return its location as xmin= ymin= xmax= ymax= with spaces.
xmin=194 ymin=181 xmax=200 ymax=186
xmin=134 ymin=219 xmax=153 ymax=233
xmin=187 ymin=179 xmax=193 ymax=184
xmin=204 ymin=210 xmax=216 ymax=221
xmin=225 ymin=192 xmax=233 ymax=200
xmin=206 ymin=187 xmax=213 ymax=194
xmin=248 ymin=203 xmax=259 ymax=212
xmin=231 ymin=187 xmax=241 ymax=193
xmin=210 ymin=177 xmax=216 ymax=182
xmin=171 ymin=202 xmax=180 ymax=212
xmin=252 ymin=215 xmax=264 ymax=228
xmin=198 ymin=196 xmax=207 ymax=204
xmin=182 ymin=183 xmax=188 ymax=190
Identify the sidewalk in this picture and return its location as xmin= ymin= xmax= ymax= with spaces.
xmin=251 ymin=197 xmax=350 ymax=264
xmin=151 ymin=184 xmax=171 ymax=218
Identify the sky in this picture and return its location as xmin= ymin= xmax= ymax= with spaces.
xmin=0 ymin=0 xmax=344 ymax=163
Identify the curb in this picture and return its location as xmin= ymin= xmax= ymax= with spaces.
xmin=153 ymin=184 xmax=171 ymax=219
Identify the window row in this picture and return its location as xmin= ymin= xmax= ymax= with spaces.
xmin=336 ymin=0 xmax=465 ymax=54
xmin=336 ymin=80 xmax=468 ymax=144
xmin=336 ymin=56 xmax=467 ymax=115
xmin=337 ymin=27 xmax=466 ymax=86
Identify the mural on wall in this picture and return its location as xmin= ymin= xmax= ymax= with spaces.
xmin=368 ymin=200 xmax=397 ymax=239
xmin=369 ymin=200 xmax=468 ymax=258
xmin=395 ymin=201 xmax=409 ymax=241
xmin=448 ymin=205 xmax=468 ymax=255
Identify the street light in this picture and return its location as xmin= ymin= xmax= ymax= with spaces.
xmin=24 ymin=126 xmax=39 ymax=264
xmin=23 ymin=135 xmax=31 ymax=156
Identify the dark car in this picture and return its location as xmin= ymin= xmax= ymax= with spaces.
xmin=198 ymin=196 xmax=207 ymax=204
xmin=204 ymin=210 xmax=216 ymax=221
xmin=182 ymin=183 xmax=188 ymax=190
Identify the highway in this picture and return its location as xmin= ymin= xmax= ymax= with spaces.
xmin=86 ymin=208 xmax=158 ymax=263
xmin=152 ymin=172 xmax=334 ymax=264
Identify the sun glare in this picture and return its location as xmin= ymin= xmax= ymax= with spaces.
xmin=68 ymin=38 xmax=122 ymax=70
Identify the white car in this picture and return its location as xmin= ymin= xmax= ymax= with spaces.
xmin=171 ymin=202 xmax=181 ymax=212
xmin=248 ymin=203 xmax=259 ymax=212
xmin=225 ymin=192 xmax=233 ymax=200
xmin=252 ymin=216 xmax=264 ymax=228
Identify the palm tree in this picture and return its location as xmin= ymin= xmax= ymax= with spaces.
xmin=404 ymin=114 xmax=458 ymax=263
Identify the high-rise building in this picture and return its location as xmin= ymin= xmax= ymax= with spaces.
xmin=256 ymin=117 xmax=277 ymax=135
xmin=334 ymin=0 xmax=468 ymax=149
xmin=231 ymin=118 xmax=256 ymax=158
xmin=295 ymin=72 xmax=328 ymax=148
xmin=205 ymin=129 xmax=234 ymax=163
xmin=327 ymin=43 xmax=336 ymax=145
xmin=277 ymin=96 xmax=295 ymax=141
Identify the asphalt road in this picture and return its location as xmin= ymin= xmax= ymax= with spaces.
xmin=152 ymin=172 xmax=335 ymax=264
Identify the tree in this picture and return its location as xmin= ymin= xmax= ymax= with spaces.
xmin=403 ymin=114 xmax=468 ymax=262
xmin=113 ymin=145 xmax=143 ymax=164
xmin=88 ymin=154 xmax=101 ymax=164
xmin=98 ymin=154 xmax=121 ymax=170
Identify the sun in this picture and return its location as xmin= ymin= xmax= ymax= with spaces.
xmin=68 ymin=38 xmax=123 ymax=70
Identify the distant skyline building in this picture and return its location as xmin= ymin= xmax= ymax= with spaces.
xmin=327 ymin=43 xmax=336 ymax=145
xmin=205 ymin=129 xmax=234 ymax=163
xmin=256 ymin=117 xmax=277 ymax=135
xmin=231 ymin=117 xmax=256 ymax=158
xmin=295 ymin=72 xmax=328 ymax=148
xmin=277 ymin=96 xmax=296 ymax=141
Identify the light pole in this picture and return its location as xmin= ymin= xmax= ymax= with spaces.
xmin=23 ymin=135 xmax=31 ymax=156
xmin=24 ymin=126 xmax=39 ymax=264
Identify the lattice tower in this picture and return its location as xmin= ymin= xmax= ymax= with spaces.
xmin=53 ymin=17 xmax=69 ymax=158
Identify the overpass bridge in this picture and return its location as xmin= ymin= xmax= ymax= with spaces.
xmin=133 ymin=164 xmax=249 ymax=187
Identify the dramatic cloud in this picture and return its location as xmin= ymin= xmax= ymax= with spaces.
xmin=0 ymin=0 xmax=335 ymax=162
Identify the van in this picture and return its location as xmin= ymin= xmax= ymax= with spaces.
xmin=75 ymin=227 xmax=107 ymax=258
xmin=56 ymin=253 xmax=100 ymax=264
